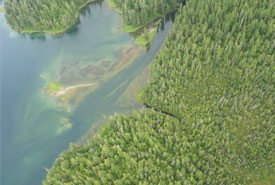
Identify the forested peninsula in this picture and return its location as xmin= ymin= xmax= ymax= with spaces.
xmin=110 ymin=0 xmax=181 ymax=32
xmin=4 ymin=0 xmax=101 ymax=34
xmin=109 ymin=0 xmax=182 ymax=47
xmin=44 ymin=0 xmax=275 ymax=184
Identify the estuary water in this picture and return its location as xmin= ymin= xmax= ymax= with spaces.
xmin=0 ymin=1 xmax=174 ymax=184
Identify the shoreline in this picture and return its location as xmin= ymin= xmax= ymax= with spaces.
xmin=108 ymin=0 xmax=154 ymax=33
xmin=6 ymin=0 xmax=101 ymax=36
xmin=108 ymin=0 xmax=149 ymax=33
xmin=108 ymin=0 xmax=178 ymax=47
xmin=108 ymin=0 xmax=179 ymax=33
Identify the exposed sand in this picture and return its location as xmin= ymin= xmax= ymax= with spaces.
xmin=55 ymin=83 xmax=98 ymax=96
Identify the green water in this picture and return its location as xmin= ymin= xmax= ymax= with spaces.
xmin=0 ymin=1 xmax=174 ymax=184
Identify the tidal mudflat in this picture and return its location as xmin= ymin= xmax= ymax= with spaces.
xmin=41 ymin=42 xmax=145 ymax=112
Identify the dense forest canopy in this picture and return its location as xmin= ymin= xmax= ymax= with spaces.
xmin=4 ymin=0 xmax=100 ymax=34
xmin=44 ymin=111 xmax=187 ymax=184
xmin=43 ymin=110 xmax=245 ymax=184
xmin=43 ymin=0 xmax=275 ymax=184
xmin=139 ymin=0 xmax=275 ymax=180
xmin=111 ymin=0 xmax=181 ymax=27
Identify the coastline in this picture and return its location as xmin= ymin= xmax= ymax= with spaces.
xmin=108 ymin=0 xmax=157 ymax=33
xmin=5 ymin=0 xmax=101 ymax=36
xmin=108 ymin=0 xmax=179 ymax=33
xmin=108 ymin=0 xmax=178 ymax=47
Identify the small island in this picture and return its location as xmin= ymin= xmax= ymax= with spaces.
xmin=41 ymin=43 xmax=145 ymax=111
xmin=45 ymin=81 xmax=97 ymax=97
xmin=45 ymin=82 xmax=65 ymax=96
xmin=42 ymin=81 xmax=98 ymax=112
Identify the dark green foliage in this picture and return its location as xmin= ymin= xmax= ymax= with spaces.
xmin=4 ymin=0 xmax=99 ymax=33
xmin=112 ymin=0 xmax=181 ymax=27
xmin=140 ymin=0 xmax=275 ymax=181
xmin=43 ymin=111 xmax=238 ymax=184
xmin=44 ymin=0 xmax=275 ymax=184
xmin=141 ymin=0 xmax=275 ymax=119
xmin=44 ymin=111 xmax=183 ymax=184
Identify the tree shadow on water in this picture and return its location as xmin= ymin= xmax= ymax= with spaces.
xmin=80 ymin=0 xmax=103 ymax=17
xmin=28 ymin=33 xmax=46 ymax=41
xmin=57 ymin=0 xmax=104 ymax=38
xmin=23 ymin=0 xmax=104 ymax=40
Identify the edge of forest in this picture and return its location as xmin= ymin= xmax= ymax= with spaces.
xmin=5 ymin=0 xmax=100 ymax=35
xmin=108 ymin=0 xmax=179 ymax=47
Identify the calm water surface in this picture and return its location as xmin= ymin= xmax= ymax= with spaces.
xmin=0 ymin=1 xmax=174 ymax=184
